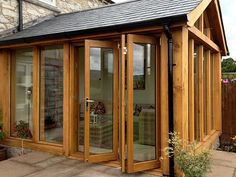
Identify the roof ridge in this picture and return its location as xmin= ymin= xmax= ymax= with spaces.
xmin=55 ymin=0 xmax=142 ymax=17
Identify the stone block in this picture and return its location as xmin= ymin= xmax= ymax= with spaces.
xmin=2 ymin=8 xmax=16 ymax=17
xmin=0 ymin=14 xmax=10 ymax=23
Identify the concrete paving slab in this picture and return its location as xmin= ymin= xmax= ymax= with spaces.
xmin=207 ymin=164 xmax=235 ymax=177
xmin=0 ymin=160 xmax=39 ymax=177
xmin=10 ymin=151 xmax=54 ymax=165
xmin=60 ymin=159 xmax=82 ymax=166
xmin=24 ymin=163 xmax=81 ymax=177
xmin=2 ymin=150 xmax=235 ymax=177
xmin=211 ymin=150 xmax=236 ymax=168
xmin=34 ymin=156 xmax=67 ymax=168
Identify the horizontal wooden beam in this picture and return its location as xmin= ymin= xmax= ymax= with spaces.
xmin=188 ymin=26 xmax=220 ymax=52
xmin=0 ymin=24 xmax=185 ymax=49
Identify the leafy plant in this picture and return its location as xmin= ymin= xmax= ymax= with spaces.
xmin=14 ymin=120 xmax=32 ymax=139
xmin=0 ymin=124 xmax=5 ymax=142
xmin=166 ymin=132 xmax=212 ymax=177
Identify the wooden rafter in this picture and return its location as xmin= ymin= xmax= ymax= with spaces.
xmin=187 ymin=0 xmax=212 ymax=27
xmin=188 ymin=0 xmax=228 ymax=55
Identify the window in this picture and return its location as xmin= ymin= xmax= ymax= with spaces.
xmin=39 ymin=45 xmax=63 ymax=144
xmin=11 ymin=48 xmax=33 ymax=139
xmin=39 ymin=0 xmax=56 ymax=6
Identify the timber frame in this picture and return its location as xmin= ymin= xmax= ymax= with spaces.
xmin=0 ymin=0 xmax=228 ymax=176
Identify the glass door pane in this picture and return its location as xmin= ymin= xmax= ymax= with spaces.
xmin=133 ymin=43 xmax=156 ymax=162
xmin=84 ymin=40 xmax=118 ymax=163
xmin=126 ymin=34 xmax=160 ymax=173
xmin=89 ymin=47 xmax=114 ymax=154
xmin=11 ymin=48 xmax=33 ymax=139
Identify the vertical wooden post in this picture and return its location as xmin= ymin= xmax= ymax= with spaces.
xmin=120 ymin=34 xmax=126 ymax=173
xmin=63 ymin=43 xmax=70 ymax=156
xmin=69 ymin=45 xmax=78 ymax=154
xmin=172 ymin=26 xmax=189 ymax=141
xmin=206 ymin=50 xmax=212 ymax=135
xmin=198 ymin=45 xmax=204 ymax=141
xmin=0 ymin=50 xmax=10 ymax=137
xmin=126 ymin=34 xmax=134 ymax=173
xmin=33 ymin=47 xmax=40 ymax=143
xmin=214 ymin=52 xmax=222 ymax=132
xmin=160 ymin=33 xmax=169 ymax=175
xmin=188 ymin=39 xmax=195 ymax=142
xmin=172 ymin=26 xmax=189 ymax=177
xmin=199 ymin=14 xmax=204 ymax=32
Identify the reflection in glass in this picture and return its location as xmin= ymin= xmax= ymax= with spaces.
xmin=78 ymin=47 xmax=85 ymax=152
xmin=133 ymin=44 xmax=145 ymax=90
xmin=89 ymin=47 xmax=114 ymax=154
xmin=133 ymin=43 xmax=156 ymax=162
xmin=11 ymin=49 xmax=33 ymax=138
xmin=40 ymin=45 xmax=63 ymax=144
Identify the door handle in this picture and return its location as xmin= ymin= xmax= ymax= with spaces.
xmin=86 ymin=99 xmax=95 ymax=103
xmin=85 ymin=97 xmax=95 ymax=111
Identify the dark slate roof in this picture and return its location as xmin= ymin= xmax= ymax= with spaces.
xmin=0 ymin=0 xmax=202 ymax=45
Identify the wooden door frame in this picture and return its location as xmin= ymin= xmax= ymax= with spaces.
xmin=126 ymin=34 xmax=161 ymax=173
xmin=84 ymin=40 xmax=119 ymax=163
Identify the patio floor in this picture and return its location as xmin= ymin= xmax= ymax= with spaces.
xmin=207 ymin=150 xmax=236 ymax=177
xmin=0 ymin=150 xmax=235 ymax=177
xmin=0 ymin=151 xmax=159 ymax=177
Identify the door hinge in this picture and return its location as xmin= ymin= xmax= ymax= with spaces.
xmin=123 ymin=47 xmax=127 ymax=55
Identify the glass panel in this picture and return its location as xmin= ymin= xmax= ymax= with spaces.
xmin=78 ymin=47 xmax=85 ymax=152
xmin=89 ymin=47 xmax=114 ymax=154
xmin=194 ymin=46 xmax=200 ymax=141
xmin=133 ymin=43 xmax=156 ymax=162
xmin=11 ymin=49 xmax=33 ymax=139
xmin=40 ymin=45 xmax=63 ymax=144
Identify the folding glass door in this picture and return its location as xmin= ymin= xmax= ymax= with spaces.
xmin=126 ymin=34 xmax=161 ymax=173
xmin=83 ymin=40 xmax=119 ymax=163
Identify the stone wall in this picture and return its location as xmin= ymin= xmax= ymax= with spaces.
xmin=0 ymin=0 xmax=105 ymax=36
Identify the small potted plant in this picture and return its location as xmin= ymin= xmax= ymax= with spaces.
xmin=14 ymin=120 xmax=32 ymax=155
xmin=165 ymin=132 xmax=212 ymax=177
xmin=0 ymin=123 xmax=7 ymax=161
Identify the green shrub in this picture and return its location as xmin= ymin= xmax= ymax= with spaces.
xmin=166 ymin=132 xmax=212 ymax=177
xmin=0 ymin=125 xmax=5 ymax=142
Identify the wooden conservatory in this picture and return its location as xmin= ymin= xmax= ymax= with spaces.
xmin=0 ymin=0 xmax=228 ymax=176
